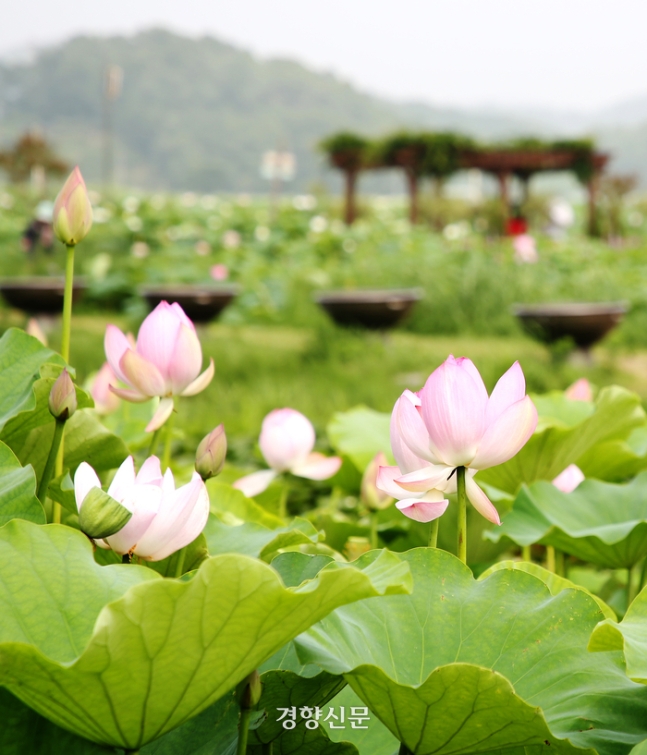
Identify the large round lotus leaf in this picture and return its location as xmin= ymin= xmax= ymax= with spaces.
xmin=477 ymin=386 xmax=644 ymax=494
xmin=0 ymin=520 xmax=410 ymax=750
xmin=0 ymin=440 xmax=44 ymax=526
xmin=487 ymin=474 xmax=647 ymax=568
xmin=589 ymin=584 xmax=647 ymax=684
xmin=294 ymin=548 xmax=647 ymax=755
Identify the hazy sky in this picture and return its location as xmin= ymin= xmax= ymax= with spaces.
xmin=3 ymin=0 xmax=647 ymax=111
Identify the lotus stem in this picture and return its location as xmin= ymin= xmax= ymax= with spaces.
xmin=428 ymin=518 xmax=439 ymax=548
xmin=174 ymin=548 xmax=186 ymax=579
xmin=161 ymin=400 xmax=176 ymax=471
xmin=236 ymin=707 xmax=252 ymax=755
xmin=278 ymin=484 xmax=289 ymax=519
xmin=38 ymin=418 xmax=65 ymax=514
xmin=456 ymin=466 xmax=467 ymax=564
xmin=370 ymin=512 xmax=379 ymax=549
xmin=546 ymin=545 xmax=556 ymax=573
xmin=148 ymin=427 xmax=162 ymax=457
xmin=640 ymin=558 xmax=647 ymax=592
xmin=627 ymin=564 xmax=637 ymax=609
xmin=522 ymin=545 xmax=531 ymax=562
xmin=555 ymin=549 xmax=565 ymax=577
xmin=60 ymin=244 xmax=76 ymax=364
xmin=261 ymin=743 xmax=273 ymax=755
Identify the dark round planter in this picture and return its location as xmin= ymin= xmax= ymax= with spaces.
xmin=314 ymin=289 xmax=423 ymax=330
xmin=0 ymin=277 xmax=87 ymax=315
xmin=512 ymin=302 xmax=627 ymax=349
xmin=140 ymin=284 xmax=240 ymax=323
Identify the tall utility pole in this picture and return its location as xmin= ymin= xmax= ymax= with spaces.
xmin=101 ymin=65 xmax=123 ymax=190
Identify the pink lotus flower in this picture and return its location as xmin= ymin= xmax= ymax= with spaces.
xmin=74 ymin=455 xmax=209 ymax=561
xmin=233 ymin=408 xmax=342 ymax=497
xmin=90 ymin=362 xmax=121 ymax=415
xmin=378 ymin=356 xmax=537 ymax=524
xmin=210 ymin=264 xmax=229 ymax=281
xmin=552 ymin=464 xmax=585 ymax=493
xmin=53 ymin=167 xmax=93 ymax=246
xmin=104 ymin=301 xmax=214 ymax=431
xmin=361 ymin=452 xmax=394 ymax=511
xmin=565 ymin=378 xmax=593 ymax=402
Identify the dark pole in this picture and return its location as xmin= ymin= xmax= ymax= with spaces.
xmin=344 ymin=169 xmax=358 ymax=225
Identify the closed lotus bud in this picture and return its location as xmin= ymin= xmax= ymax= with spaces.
xmin=195 ymin=424 xmax=227 ymax=480
xmin=53 ymin=167 xmax=93 ymax=246
xmin=361 ymin=452 xmax=393 ymax=511
xmin=77 ymin=487 xmax=133 ymax=540
xmin=237 ymin=670 xmax=262 ymax=710
xmin=48 ymin=369 xmax=77 ymax=420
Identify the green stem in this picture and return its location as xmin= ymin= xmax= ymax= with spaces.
xmin=148 ymin=427 xmax=162 ymax=457
xmin=370 ymin=511 xmax=379 ymax=549
xmin=174 ymin=548 xmax=186 ymax=579
xmin=456 ymin=466 xmax=467 ymax=564
xmin=428 ymin=518 xmax=439 ymax=548
xmin=278 ymin=484 xmax=289 ymax=519
xmin=236 ymin=707 xmax=252 ymax=755
xmin=546 ymin=545 xmax=556 ymax=573
xmin=627 ymin=564 xmax=637 ymax=609
xmin=522 ymin=545 xmax=531 ymax=562
xmin=555 ymin=549 xmax=565 ymax=577
xmin=38 ymin=419 xmax=65 ymax=509
xmin=261 ymin=743 xmax=273 ymax=755
xmin=60 ymin=244 xmax=76 ymax=363
xmin=161 ymin=401 xmax=176 ymax=471
xmin=640 ymin=557 xmax=647 ymax=592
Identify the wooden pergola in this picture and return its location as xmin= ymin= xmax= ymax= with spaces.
xmin=321 ymin=134 xmax=609 ymax=236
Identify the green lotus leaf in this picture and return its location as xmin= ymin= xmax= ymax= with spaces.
xmin=294 ymin=548 xmax=647 ymax=755
xmin=478 ymin=386 xmax=645 ymax=494
xmin=589 ymin=584 xmax=647 ymax=683
xmin=249 ymin=725 xmax=359 ymax=755
xmin=0 ymin=520 xmax=410 ymax=749
xmin=578 ymin=425 xmax=647 ymax=482
xmin=204 ymin=512 xmax=322 ymax=561
xmin=0 ymin=439 xmax=44 ymax=525
xmin=1 ymin=373 xmax=127 ymax=481
xmin=0 ymin=688 xmax=112 ymax=755
xmin=0 ymin=328 xmax=63 ymax=430
xmin=326 ymin=685 xmax=399 ymax=755
xmin=479 ymin=559 xmax=616 ymax=619
xmin=208 ymin=481 xmax=284 ymax=528
xmin=487 ymin=475 xmax=647 ymax=568
xmin=327 ymin=406 xmax=393 ymax=472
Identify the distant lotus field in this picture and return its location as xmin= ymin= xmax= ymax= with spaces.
xmin=3 ymin=177 xmax=647 ymax=755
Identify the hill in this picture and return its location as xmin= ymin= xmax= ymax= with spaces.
xmin=1 ymin=29 xmax=647 ymax=191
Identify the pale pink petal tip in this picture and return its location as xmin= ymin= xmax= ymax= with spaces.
xmin=395 ymin=498 xmax=449 ymax=523
xmin=232 ymin=469 xmax=278 ymax=498
xmin=552 ymin=464 xmax=585 ymax=494
xmin=291 ymin=453 xmax=342 ymax=480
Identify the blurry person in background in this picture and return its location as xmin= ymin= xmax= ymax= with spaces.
xmin=22 ymin=200 xmax=54 ymax=254
xmin=545 ymin=198 xmax=574 ymax=240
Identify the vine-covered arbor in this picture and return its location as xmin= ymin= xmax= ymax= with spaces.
xmin=320 ymin=132 xmax=609 ymax=236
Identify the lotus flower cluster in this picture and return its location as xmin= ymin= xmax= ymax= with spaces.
xmin=234 ymin=408 xmax=341 ymax=497
xmin=378 ymin=356 xmax=537 ymax=525
xmin=74 ymin=456 xmax=209 ymax=561
xmin=105 ymin=302 xmax=214 ymax=431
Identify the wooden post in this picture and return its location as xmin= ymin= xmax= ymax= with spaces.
xmin=406 ymin=169 xmax=419 ymax=224
xmin=587 ymin=171 xmax=601 ymax=237
xmin=497 ymin=171 xmax=510 ymax=228
xmin=344 ymin=169 xmax=358 ymax=225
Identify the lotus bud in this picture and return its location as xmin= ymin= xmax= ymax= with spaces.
xmin=26 ymin=318 xmax=47 ymax=346
xmin=48 ymin=369 xmax=77 ymax=421
xmin=565 ymin=378 xmax=593 ymax=402
xmin=361 ymin=452 xmax=393 ymax=510
xmin=237 ymin=670 xmax=262 ymax=710
xmin=53 ymin=167 xmax=93 ymax=246
xmin=195 ymin=424 xmax=227 ymax=480
xmin=77 ymin=487 xmax=133 ymax=540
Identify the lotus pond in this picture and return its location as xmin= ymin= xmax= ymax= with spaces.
xmin=3 ymin=177 xmax=647 ymax=755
